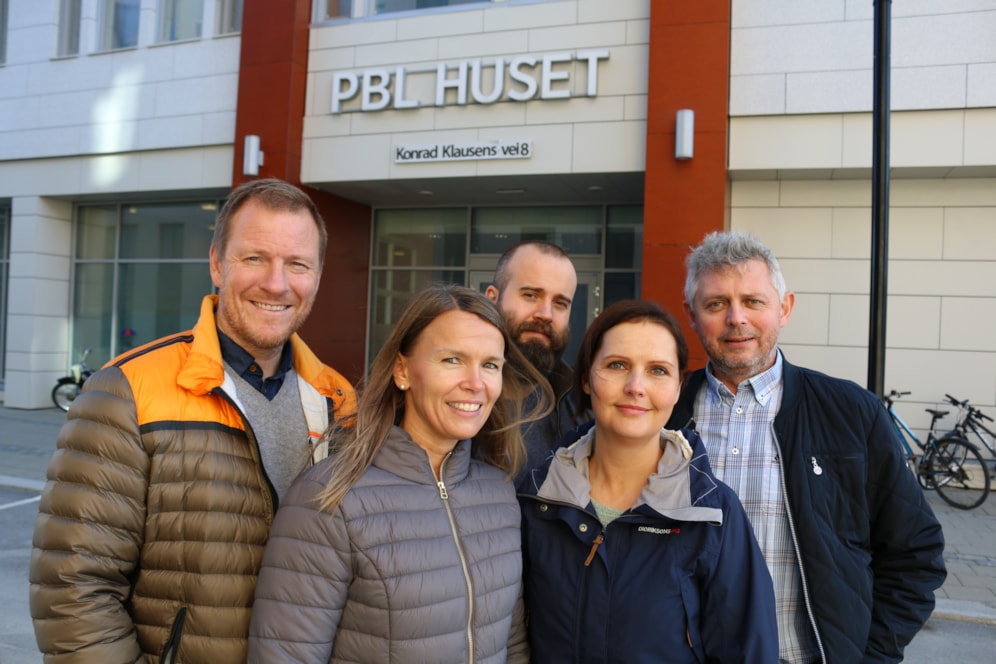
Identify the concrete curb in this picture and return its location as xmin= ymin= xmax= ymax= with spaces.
xmin=931 ymin=598 xmax=996 ymax=625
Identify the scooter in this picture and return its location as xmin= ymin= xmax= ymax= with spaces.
xmin=52 ymin=348 xmax=95 ymax=412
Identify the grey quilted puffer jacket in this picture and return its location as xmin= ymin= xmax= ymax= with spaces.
xmin=248 ymin=426 xmax=528 ymax=664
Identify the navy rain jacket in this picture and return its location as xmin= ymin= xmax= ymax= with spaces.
xmin=519 ymin=427 xmax=778 ymax=663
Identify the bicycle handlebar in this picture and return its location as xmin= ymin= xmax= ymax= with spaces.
xmin=972 ymin=408 xmax=994 ymax=422
xmin=944 ymin=393 xmax=993 ymax=422
xmin=944 ymin=393 xmax=967 ymax=407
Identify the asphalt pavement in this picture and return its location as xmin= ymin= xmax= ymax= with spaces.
xmin=1 ymin=404 xmax=994 ymax=663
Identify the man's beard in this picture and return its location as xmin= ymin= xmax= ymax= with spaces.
xmin=512 ymin=321 xmax=568 ymax=376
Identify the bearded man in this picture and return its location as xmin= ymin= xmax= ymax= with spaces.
xmin=486 ymin=241 xmax=590 ymax=489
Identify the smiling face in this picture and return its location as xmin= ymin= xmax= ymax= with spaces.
xmin=210 ymin=200 xmax=321 ymax=372
xmin=486 ymin=245 xmax=577 ymax=375
xmin=685 ymin=259 xmax=794 ymax=392
xmin=584 ymin=321 xmax=682 ymax=448
xmin=393 ymin=309 xmax=505 ymax=460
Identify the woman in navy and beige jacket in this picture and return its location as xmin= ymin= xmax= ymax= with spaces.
xmin=518 ymin=300 xmax=777 ymax=663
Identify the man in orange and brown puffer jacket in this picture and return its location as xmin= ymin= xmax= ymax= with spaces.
xmin=29 ymin=178 xmax=356 ymax=664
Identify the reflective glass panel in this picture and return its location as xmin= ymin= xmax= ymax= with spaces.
xmin=159 ymin=0 xmax=204 ymax=42
xmin=0 ymin=0 xmax=8 ymax=64
xmin=0 ymin=206 xmax=8 ymax=378
xmin=322 ymin=0 xmax=352 ymax=19
xmin=368 ymin=269 xmax=465 ymax=367
xmin=0 ymin=205 xmax=8 ymax=256
xmin=606 ymin=205 xmax=643 ymax=269
xmin=604 ymin=272 xmax=640 ymax=307
xmin=372 ymin=0 xmax=483 ymax=16
xmin=101 ymin=0 xmax=140 ymax=49
xmin=119 ymin=202 xmax=216 ymax=260
xmin=471 ymin=206 xmax=601 ymax=255
xmin=374 ymin=208 xmax=466 ymax=267
xmin=77 ymin=205 xmax=118 ymax=259
xmin=217 ymin=0 xmax=242 ymax=34
xmin=116 ymin=262 xmax=210 ymax=353
xmin=73 ymin=263 xmax=114 ymax=369
xmin=58 ymin=0 xmax=82 ymax=56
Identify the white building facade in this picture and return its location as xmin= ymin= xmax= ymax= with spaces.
xmin=0 ymin=0 xmax=993 ymax=435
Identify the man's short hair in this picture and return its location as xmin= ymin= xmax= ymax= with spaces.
xmin=492 ymin=241 xmax=571 ymax=293
xmin=684 ymin=231 xmax=787 ymax=305
xmin=212 ymin=178 xmax=328 ymax=268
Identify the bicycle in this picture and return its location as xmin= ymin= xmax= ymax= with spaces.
xmin=51 ymin=348 xmax=94 ymax=412
xmin=881 ymin=390 xmax=991 ymax=510
xmin=942 ymin=393 xmax=996 ymax=479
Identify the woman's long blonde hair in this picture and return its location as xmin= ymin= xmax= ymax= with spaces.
xmin=317 ymin=284 xmax=552 ymax=512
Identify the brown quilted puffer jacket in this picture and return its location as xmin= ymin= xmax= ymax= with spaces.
xmin=29 ymin=295 xmax=355 ymax=664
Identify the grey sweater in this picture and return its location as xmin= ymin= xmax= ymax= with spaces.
xmin=248 ymin=426 xmax=528 ymax=663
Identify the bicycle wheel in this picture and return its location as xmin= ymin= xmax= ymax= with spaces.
xmin=925 ymin=437 xmax=991 ymax=510
xmin=51 ymin=382 xmax=80 ymax=412
xmin=914 ymin=454 xmax=936 ymax=490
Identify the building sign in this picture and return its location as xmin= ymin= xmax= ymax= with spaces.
xmin=332 ymin=50 xmax=609 ymax=113
xmin=395 ymin=139 xmax=532 ymax=163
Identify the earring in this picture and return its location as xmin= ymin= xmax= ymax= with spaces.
xmin=399 ymin=384 xmax=407 ymax=391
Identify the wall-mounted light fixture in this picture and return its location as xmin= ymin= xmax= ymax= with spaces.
xmin=675 ymin=109 xmax=694 ymax=160
xmin=243 ymin=135 xmax=265 ymax=176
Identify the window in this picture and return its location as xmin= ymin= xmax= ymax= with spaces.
xmin=73 ymin=201 xmax=216 ymax=366
xmin=0 ymin=204 xmax=9 ymax=383
xmin=99 ymin=0 xmax=140 ymax=50
xmin=216 ymin=0 xmax=242 ymax=35
xmin=321 ymin=0 xmax=353 ymax=19
xmin=372 ymin=0 xmax=483 ymax=16
xmin=319 ymin=0 xmax=488 ymax=20
xmin=158 ymin=0 xmax=204 ymax=42
xmin=0 ymin=0 xmax=9 ymax=64
xmin=58 ymin=0 xmax=82 ymax=56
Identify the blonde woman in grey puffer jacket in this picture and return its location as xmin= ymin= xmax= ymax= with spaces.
xmin=249 ymin=285 xmax=551 ymax=663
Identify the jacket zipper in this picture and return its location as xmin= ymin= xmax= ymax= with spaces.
xmin=160 ymin=606 xmax=187 ymax=664
xmin=772 ymin=425 xmax=827 ymax=662
xmin=436 ymin=454 xmax=475 ymax=664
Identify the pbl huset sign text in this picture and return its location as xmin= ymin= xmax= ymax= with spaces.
xmin=331 ymin=50 xmax=610 ymax=113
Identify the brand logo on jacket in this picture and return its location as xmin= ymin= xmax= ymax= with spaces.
xmin=638 ymin=526 xmax=680 ymax=535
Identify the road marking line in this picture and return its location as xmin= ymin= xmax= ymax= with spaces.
xmin=0 ymin=495 xmax=41 ymax=511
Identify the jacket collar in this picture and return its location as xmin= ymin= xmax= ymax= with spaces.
xmin=669 ymin=350 xmax=800 ymax=432
xmin=175 ymin=295 xmax=356 ymax=416
xmin=176 ymin=295 xmax=228 ymax=396
xmin=372 ymin=425 xmax=473 ymax=486
xmin=536 ymin=427 xmax=722 ymax=524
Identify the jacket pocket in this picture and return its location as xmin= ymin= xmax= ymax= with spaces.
xmin=160 ymin=607 xmax=187 ymax=664
xmin=678 ymin=576 xmax=705 ymax=663
xmin=809 ymin=452 xmax=868 ymax=542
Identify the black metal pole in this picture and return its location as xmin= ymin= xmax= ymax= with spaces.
xmin=868 ymin=0 xmax=891 ymax=395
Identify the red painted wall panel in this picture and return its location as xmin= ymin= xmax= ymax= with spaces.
xmin=234 ymin=0 xmax=370 ymax=383
xmin=644 ymin=1 xmax=731 ymax=370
